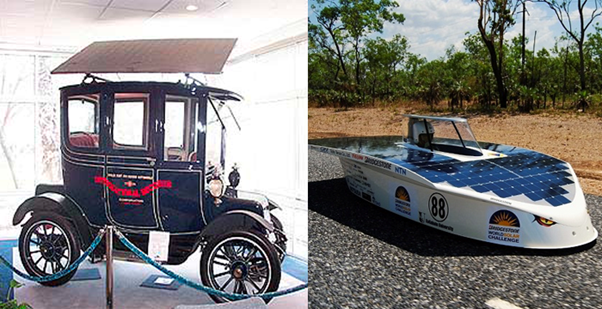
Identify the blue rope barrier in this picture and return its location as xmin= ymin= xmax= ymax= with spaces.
xmin=115 ymin=230 xmax=308 ymax=301
xmin=0 ymin=229 xmax=105 ymax=282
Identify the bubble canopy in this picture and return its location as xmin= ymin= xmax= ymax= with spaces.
xmin=404 ymin=114 xmax=482 ymax=156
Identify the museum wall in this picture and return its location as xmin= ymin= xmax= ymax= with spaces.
xmin=208 ymin=23 xmax=308 ymax=258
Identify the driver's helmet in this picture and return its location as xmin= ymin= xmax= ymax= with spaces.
xmin=413 ymin=121 xmax=435 ymax=146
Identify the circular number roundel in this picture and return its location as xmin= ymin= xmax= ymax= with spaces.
xmin=429 ymin=193 xmax=449 ymax=222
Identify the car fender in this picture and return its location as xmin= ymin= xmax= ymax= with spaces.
xmin=12 ymin=192 xmax=94 ymax=248
xmin=199 ymin=209 xmax=274 ymax=240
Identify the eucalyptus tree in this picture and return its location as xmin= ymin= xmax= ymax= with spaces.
xmin=311 ymin=0 xmax=404 ymax=94
xmin=309 ymin=9 xmax=349 ymax=82
xmin=552 ymin=35 xmax=581 ymax=106
xmin=444 ymin=47 xmax=473 ymax=111
xmin=585 ymin=24 xmax=602 ymax=93
xmin=534 ymin=0 xmax=602 ymax=110
xmin=463 ymin=32 xmax=498 ymax=109
xmin=473 ymin=0 xmax=522 ymax=108
xmin=363 ymin=34 xmax=409 ymax=100
xmin=415 ymin=60 xmax=446 ymax=109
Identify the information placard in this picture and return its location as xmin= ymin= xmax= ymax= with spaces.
xmin=148 ymin=231 xmax=170 ymax=262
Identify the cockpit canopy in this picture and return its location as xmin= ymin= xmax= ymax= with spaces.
xmin=405 ymin=114 xmax=483 ymax=156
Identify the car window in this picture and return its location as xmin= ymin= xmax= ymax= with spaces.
xmin=206 ymin=100 xmax=223 ymax=170
xmin=113 ymin=93 xmax=149 ymax=150
xmin=68 ymin=94 xmax=100 ymax=149
xmin=164 ymin=95 xmax=199 ymax=161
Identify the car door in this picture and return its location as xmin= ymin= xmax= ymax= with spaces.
xmin=62 ymin=88 xmax=108 ymax=227
xmin=104 ymin=87 xmax=161 ymax=229
xmin=155 ymin=91 xmax=207 ymax=233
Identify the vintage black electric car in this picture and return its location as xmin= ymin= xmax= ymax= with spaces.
xmin=11 ymin=74 xmax=288 ymax=302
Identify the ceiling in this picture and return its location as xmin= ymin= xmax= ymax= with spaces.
xmin=0 ymin=0 xmax=307 ymax=55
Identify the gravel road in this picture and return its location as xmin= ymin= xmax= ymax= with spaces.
xmin=308 ymin=149 xmax=602 ymax=309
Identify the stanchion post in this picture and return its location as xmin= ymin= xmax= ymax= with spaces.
xmin=106 ymin=226 xmax=114 ymax=309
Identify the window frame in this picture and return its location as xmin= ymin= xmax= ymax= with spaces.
xmin=163 ymin=97 xmax=188 ymax=150
xmin=64 ymin=93 xmax=102 ymax=152
xmin=157 ymin=90 xmax=206 ymax=170
xmin=163 ymin=94 xmax=200 ymax=163
xmin=111 ymin=94 xmax=151 ymax=151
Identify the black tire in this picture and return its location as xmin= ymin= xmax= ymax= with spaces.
xmin=200 ymin=230 xmax=281 ymax=303
xmin=18 ymin=212 xmax=81 ymax=286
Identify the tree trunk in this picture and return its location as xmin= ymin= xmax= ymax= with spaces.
xmin=325 ymin=27 xmax=348 ymax=80
xmin=354 ymin=38 xmax=361 ymax=93
xmin=478 ymin=11 xmax=508 ymax=109
xmin=562 ymin=45 xmax=568 ymax=108
xmin=578 ymin=40 xmax=587 ymax=111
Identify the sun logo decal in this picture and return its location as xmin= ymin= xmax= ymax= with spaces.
xmin=489 ymin=210 xmax=520 ymax=227
xmin=487 ymin=210 xmax=521 ymax=244
xmin=395 ymin=186 xmax=410 ymax=202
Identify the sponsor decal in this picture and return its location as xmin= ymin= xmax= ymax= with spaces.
xmin=352 ymin=153 xmax=364 ymax=160
xmin=347 ymin=179 xmax=359 ymax=189
xmin=490 ymin=197 xmax=512 ymax=206
xmin=394 ymin=186 xmax=412 ymax=216
xmin=487 ymin=210 xmax=521 ymax=244
xmin=361 ymin=191 xmax=372 ymax=202
xmin=394 ymin=166 xmax=407 ymax=175
xmin=120 ymin=198 xmax=144 ymax=205
xmin=423 ymin=218 xmax=454 ymax=231
xmin=309 ymin=145 xmax=329 ymax=153
xmin=330 ymin=149 xmax=351 ymax=158
xmin=364 ymin=157 xmax=392 ymax=170
xmin=95 ymin=176 xmax=172 ymax=198
xmin=533 ymin=215 xmax=556 ymax=227
xmin=349 ymin=186 xmax=361 ymax=197
xmin=396 ymin=186 xmax=410 ymax=201
xmin=419 ymin=214 xmax=454 ymax=231
xmin=371 ymin=195 xmax=381 ymax=207
xmin=107 ymin=173 xmax=152 ymax=181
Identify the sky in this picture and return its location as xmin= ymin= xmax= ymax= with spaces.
xmin=309 ymin=0 xmax=600 ymax=61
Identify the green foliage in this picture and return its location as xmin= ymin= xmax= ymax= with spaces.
xmin=309 ymin=89 xmax=362 ymax=107
xmin=0 ymin=280 xmax=31 ymax=309
xmin=363 ymin=34 xmax=409 ymax=101
xmin=310 ymin=0 xmax=405 ymax=103
xmin=309 ymin=0 xmax=602 ymax=115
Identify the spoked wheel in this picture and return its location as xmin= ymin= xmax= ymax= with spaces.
xmin=18 ymin=212 xmax=81 ymax=286
xmin=200 ymin=230 xmax=281 ymax=303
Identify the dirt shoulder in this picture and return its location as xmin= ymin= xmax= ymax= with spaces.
xmin=309 ymin=107 xmax=602 ymax=196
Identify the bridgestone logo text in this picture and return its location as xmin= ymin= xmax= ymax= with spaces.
xmin=488 ymin=225 xmax=519 ymax=234
xmin=365 ymin=157 xmax=392 ymax=169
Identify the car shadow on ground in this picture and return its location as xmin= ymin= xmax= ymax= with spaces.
xmin=309 ymin=178 xmax=596 ymax=257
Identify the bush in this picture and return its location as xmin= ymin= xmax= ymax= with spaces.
xmin=0 ymin=280 xmax=31 ymax=309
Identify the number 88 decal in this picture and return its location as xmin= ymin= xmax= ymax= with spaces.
xmin=429 ymin=193 xmax=448 ymax=222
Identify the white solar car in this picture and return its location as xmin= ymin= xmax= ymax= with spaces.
xmin=310 ymin=115 xmax=597 ymax=249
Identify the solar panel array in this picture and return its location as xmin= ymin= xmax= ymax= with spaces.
xmin=388 ymin=148 xmax=574 ymax=207
xmin=312 ymin=136 xmax=576 ymax=207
